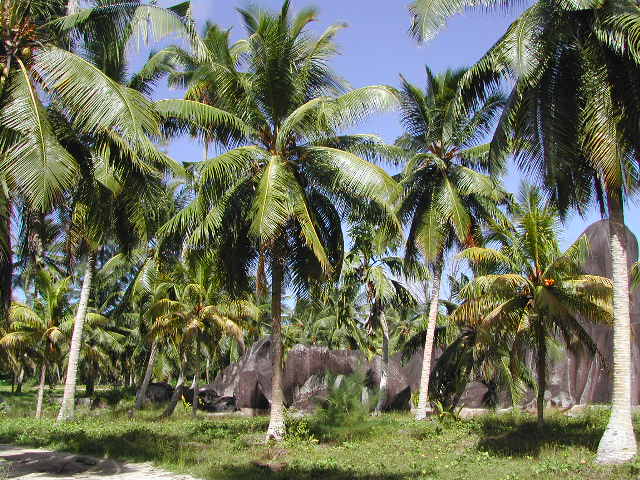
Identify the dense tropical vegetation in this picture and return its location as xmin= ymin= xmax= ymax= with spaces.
xmin=1 ymin=0 xmax=640 ymax=477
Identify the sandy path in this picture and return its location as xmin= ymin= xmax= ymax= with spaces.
xmin=0 ymin=445 xmax=200 ymax=479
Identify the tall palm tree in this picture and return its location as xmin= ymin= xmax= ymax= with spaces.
xmin=459 ymin=0 xmax=640 ymax=462
xmin=54 ymin=0 xmax=218 ymax=422
xmin=0 ymin=0 xmax=201 ymax=308
xmin=456 ymin=185 xmax=613 ymax=427
xmin=161 ymin=1 xmax=399 ymax=440
xmin=342 ymin=222 xmax=416 ymax=414
xmin=396 ymin=66 xmax=507 ymax=420
xmin=0 ymin=268 xmax=72 ymax=417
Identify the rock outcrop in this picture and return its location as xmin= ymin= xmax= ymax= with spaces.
xmin=183 ymin=220 xmax=640 ymax=412
xmin=145 ymin=382 xmax=174 ymax=403
xmin=538 ymin=219 xmax=640 ymax=407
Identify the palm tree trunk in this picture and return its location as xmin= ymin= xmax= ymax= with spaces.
xmin=0 ymin=193 xmax=11 ymax=320
xmin=161 ymin=363 xmax=185 ymax=418
xmin=191 ymin=366 xmax=199 ymax=418
xmin=597 ymin=192 xmax=637 ymax=463
xmin=205 ymin=356 xmax=211 ymax=385
xmin=266 ymin=258 xmax=285 ymax=441
xmin=374 ymin=307 xmax=389 ymax=415
xmin=415 ymin=256 xmax=444 ymax=420
xmin=85 ymin=379 xmax=94 ymax=397
xmin=57 ymin=250 xmax=96 ymax=422
xmin=35 ymin=363 xmax=47 ymax=419
xmin=256 ymin=250 xmax=267 ymax=300
xmin=15 ymin=367 xmax=24 ymax=394
xmin=135 ymin=339 xmax=158 ymax=410
xmin=535 ymin=320 xmax=546 ymax=429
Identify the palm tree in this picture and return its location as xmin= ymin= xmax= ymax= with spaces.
xmin=408 ymin=0 xmax=519 ymax=42
xmin=161 ymin=1 xmax=399 ymax=440
xmin=0 ymin=268 xmax=72 ymax=417
xmin=150 ymin=256 xmax=250 ymax=418
xmin=342 ymin=222 xmax=416 ymax=414
xmin=0 ymin=0 xmax=201 ymax=308
xmin=396 ymin=66 xmax=507 ymax=420
xmin=456 ymin=185 xmax=613 ymax=426
xmin=54 ymin=0 xmax=217 ymax=421
xmin=459 ymin=0 xmax=640 ymax=462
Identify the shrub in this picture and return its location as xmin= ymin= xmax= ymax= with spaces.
xmin=310 ymin=372 xmax=377 ymax=442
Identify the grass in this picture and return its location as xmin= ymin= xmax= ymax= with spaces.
xmin=1 ymin=389 xmax=640 ymax=480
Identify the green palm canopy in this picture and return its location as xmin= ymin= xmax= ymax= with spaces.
xmin=456 ymin=184 xmax=612 ymax=427
xmin=160 ymin=0 xmax=400 ymax=439
xmin=395 ymin=66 xmax=508 ymax=420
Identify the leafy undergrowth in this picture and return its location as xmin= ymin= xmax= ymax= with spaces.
xmin=0 ymin=394 xmax=639 ymax=480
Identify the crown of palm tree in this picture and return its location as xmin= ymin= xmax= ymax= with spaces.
xmin=458 ymin=0 xmax=640 ymax=214
xmin=453 ymin=185 xmax=612 ymax=412
xmin=160 ymin=1 xmax=401 ymax=295
xmin=0 ymin=268 xmax=72 ymax=364
xmin=396 ymin=66 xmax=509 ymax=265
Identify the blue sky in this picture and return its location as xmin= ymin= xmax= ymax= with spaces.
xmin=151 ymin=0 xmax=639 ymax=252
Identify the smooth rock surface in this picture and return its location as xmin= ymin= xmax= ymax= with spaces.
xmin=145 ymin=382 xmax=173 ymax=403
xmin=204 ymin=220 xmax=640 ymax=411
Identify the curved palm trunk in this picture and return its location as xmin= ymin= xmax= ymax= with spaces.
xmin=57 ymin=251 xmax=96 ymax=422
xmin=374 ymin=308 xmax=390 ymax=414
xmin=35 ymin=363 xmax=47 ymax=419
xmin=266 ymin=259 xmax=285 ymax=441
xmin=161 ymin=363 xmax=185 ymax=418
xmin=597 ymin=193 xmax=637 ymax=463
xmin=535 ymin=320 xmax=546 ymax=429
xmin=415 ymin=257 xmax=443 ymax=420
xmin=135 ymin=339 xmax=158 ymax=410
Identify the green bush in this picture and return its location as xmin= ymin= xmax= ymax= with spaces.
xmin=310 ymin=372 xmax=377 ymax=442
xmin=284 ymin=410 xmax=318 ymax=446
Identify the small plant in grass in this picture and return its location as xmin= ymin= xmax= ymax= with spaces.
xmin=284 ymin=410 xmax=318 ymax=447
xmin=432 ymin=399 xmax=463 ymax=425
xmin=311 ymin=372 xmax=378 ymax=442
xmin=181 ymin=396 xmax=192 ymax=412
xmin=317 ymin=373 xmax=374 ymax=426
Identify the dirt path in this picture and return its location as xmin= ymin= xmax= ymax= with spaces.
xmin=0 ymin=446 xmax=200 ymax=479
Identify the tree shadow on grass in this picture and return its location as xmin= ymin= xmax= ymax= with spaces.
xmin=212 ymin=464 xmax=418 ymax=480
xmin=475 ymin=415 xmax=603 ymax=457
xmin=0 ymin=427 xmax=193 ymax=465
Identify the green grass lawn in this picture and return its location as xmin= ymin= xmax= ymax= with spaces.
xmin=1 ymin=390 xmax=639 ymax=480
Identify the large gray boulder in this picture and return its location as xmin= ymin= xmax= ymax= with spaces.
xmin=210 ymin=220 xmax=640 ymax=411
xmin=538 ymin=219 xmax=640 ymax=406
xmin=145 ymin=382 xmax=173 ymax=403
xmin=213 ymin=337 xmax=273 ymax=409
xmin=212 ymin=338 xmax=369 ymax=410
